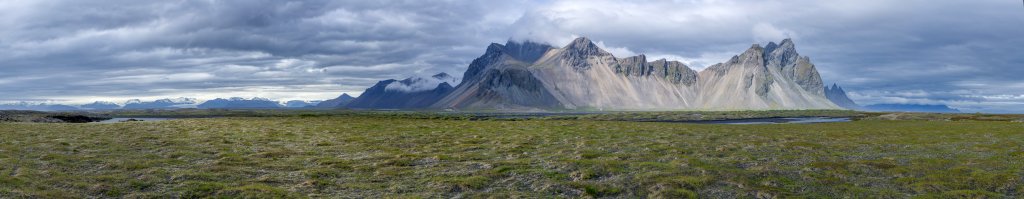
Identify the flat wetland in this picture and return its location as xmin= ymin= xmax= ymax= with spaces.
xmin=1 ymin=110 xmax=1022 ymax=198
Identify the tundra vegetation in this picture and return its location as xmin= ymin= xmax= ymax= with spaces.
xmin=0 ymin=110 xmax=1021 ymax=198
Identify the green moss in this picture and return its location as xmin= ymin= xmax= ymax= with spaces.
xmin=0 ymin=113 xmax=1020 ymax=197
xmin=217 ymin=184 xmax=298 ymax=198
xmin=175 ymin=181 xmax=227 ymax=198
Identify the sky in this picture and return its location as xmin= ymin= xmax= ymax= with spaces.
xmin=0 ymin=0 xmax=1022 ymax=113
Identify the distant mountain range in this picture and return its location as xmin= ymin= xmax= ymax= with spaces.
xmin=0 ymin=103 xmax=79 ymax=111
xmin=124 ymin=98 xmax=198 ymax=109
xmin=81 ymin=101 xmax=121 ymax=110
xmin=285 ymin=100 xmax=323 ymax=108
xmin=863 ymin=104 xmax=960 ymax=113
xmin=823 ymin=84 xmax=960 ymax=113
xmin=197 ymin=97 xmax=282 ymax=109
xmin=0 ymin=97 xmax=327 ymax=111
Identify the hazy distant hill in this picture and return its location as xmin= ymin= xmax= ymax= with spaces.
xmin=316 ymin=93 xmax=355 ymax=108
xmin=285 ymin=100 xmax=322 ymax=108
xmin=825 ymin=83 xmax=861 ymax=110
xmin=0 ymin=102 xmax=80 ymax=111
xmin=80 ymin=101 xmax=121 ymax=110
xmin=197 ymin=97 xmax=282 ymax=109
xmin=864 ymin=104 xmax=960 ymax=113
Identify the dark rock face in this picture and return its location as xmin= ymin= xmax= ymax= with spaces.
xmin=736 ymin=44 xmax=775 ymax=97
xmin=615 ymin=55 xmax=698 ymax=86
xmin=825 ymin=83 xmax=861 ymax=110
xmin=558 ymin=37 xmax=611 ymax=71
xmin=315 ymin=94 xmax=355 ymax=108
xmin=651 ymin=59 xmax=698 ymax=86
xmin=790 ymin=56 xmax=824 ymax=96
xmin=439 ymin=68 xmax=563 ymax=109
xmin=197 ymin=97 xmax=282 ymax=109
xmin=463 ymin=44 xmax=513 ymax=85
xmin=764 ymin=39 xmax=825 ymax=96
xmin=463 ymin=41 xmax=553 ymax=84
xmin=345 ymin=73 xmax=456 ymax=109
xmin=432 ymin=40 xmax=564 ymax=110
xmin=615 ymin=55 xmax=651 ymax=76
xmin=502 ymin=40 xmax=552 ymax=63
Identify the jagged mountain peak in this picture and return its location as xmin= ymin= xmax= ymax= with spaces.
xmin=562 ymin=37 xmax=608 ymax=56
xmin=764 ymin=38 xmax=798 ymax=67
xmin=825 ymin=83 xmax=860 ymax=110
xmin=554 ymin=37 xmax=612 ymax=71
xmin=765 ymin=42 xmax=778 ymax=52
xmin=567 ymin=37 xmax=595 ymax=48
xmin=744 ymin=44 xmax=764 ymax=55
xmin=736 ymin=44 xmax=766 ymax=65
xmin=315 ymin=93 xmax=355 ymax=108
xmin=485 ymin=43 xmax=504 ymax=52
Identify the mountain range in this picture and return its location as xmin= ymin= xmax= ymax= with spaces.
xmin=123 ymin=98 xmax=198 ymax=109
xmin=337 ymin=37 xmax=839 ymax=111
xmin=197 ymin=97 xmax=283 ymax=109
xmin=0 ymin=37 xmax=967 ymax=113
xmin=286 ymin=100 xmax=323 ymax=108
xmin=0 ymin=103 xmax=79 ymax=111
xmin=81 ymin=101 xmax=122 ymax=110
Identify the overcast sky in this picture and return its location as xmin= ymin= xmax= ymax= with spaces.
xmin=1 ymin=0 xmax=1022 ymax=112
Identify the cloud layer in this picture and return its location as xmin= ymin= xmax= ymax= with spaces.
xmin=0 ymin=0 xmax=1022 ymax=112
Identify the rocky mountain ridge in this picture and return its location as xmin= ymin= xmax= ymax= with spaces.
xmin=413 ymin=37 xmax=838 ymax=110
xmin=825 ymin=83 xmax=861 ymax=110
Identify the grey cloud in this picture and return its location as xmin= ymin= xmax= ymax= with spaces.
xmin=0 ymin=0 xmax=529 ymax=103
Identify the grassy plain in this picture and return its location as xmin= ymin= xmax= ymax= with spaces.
xmin=0 ymin=111 xmax=1022 ymax=198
